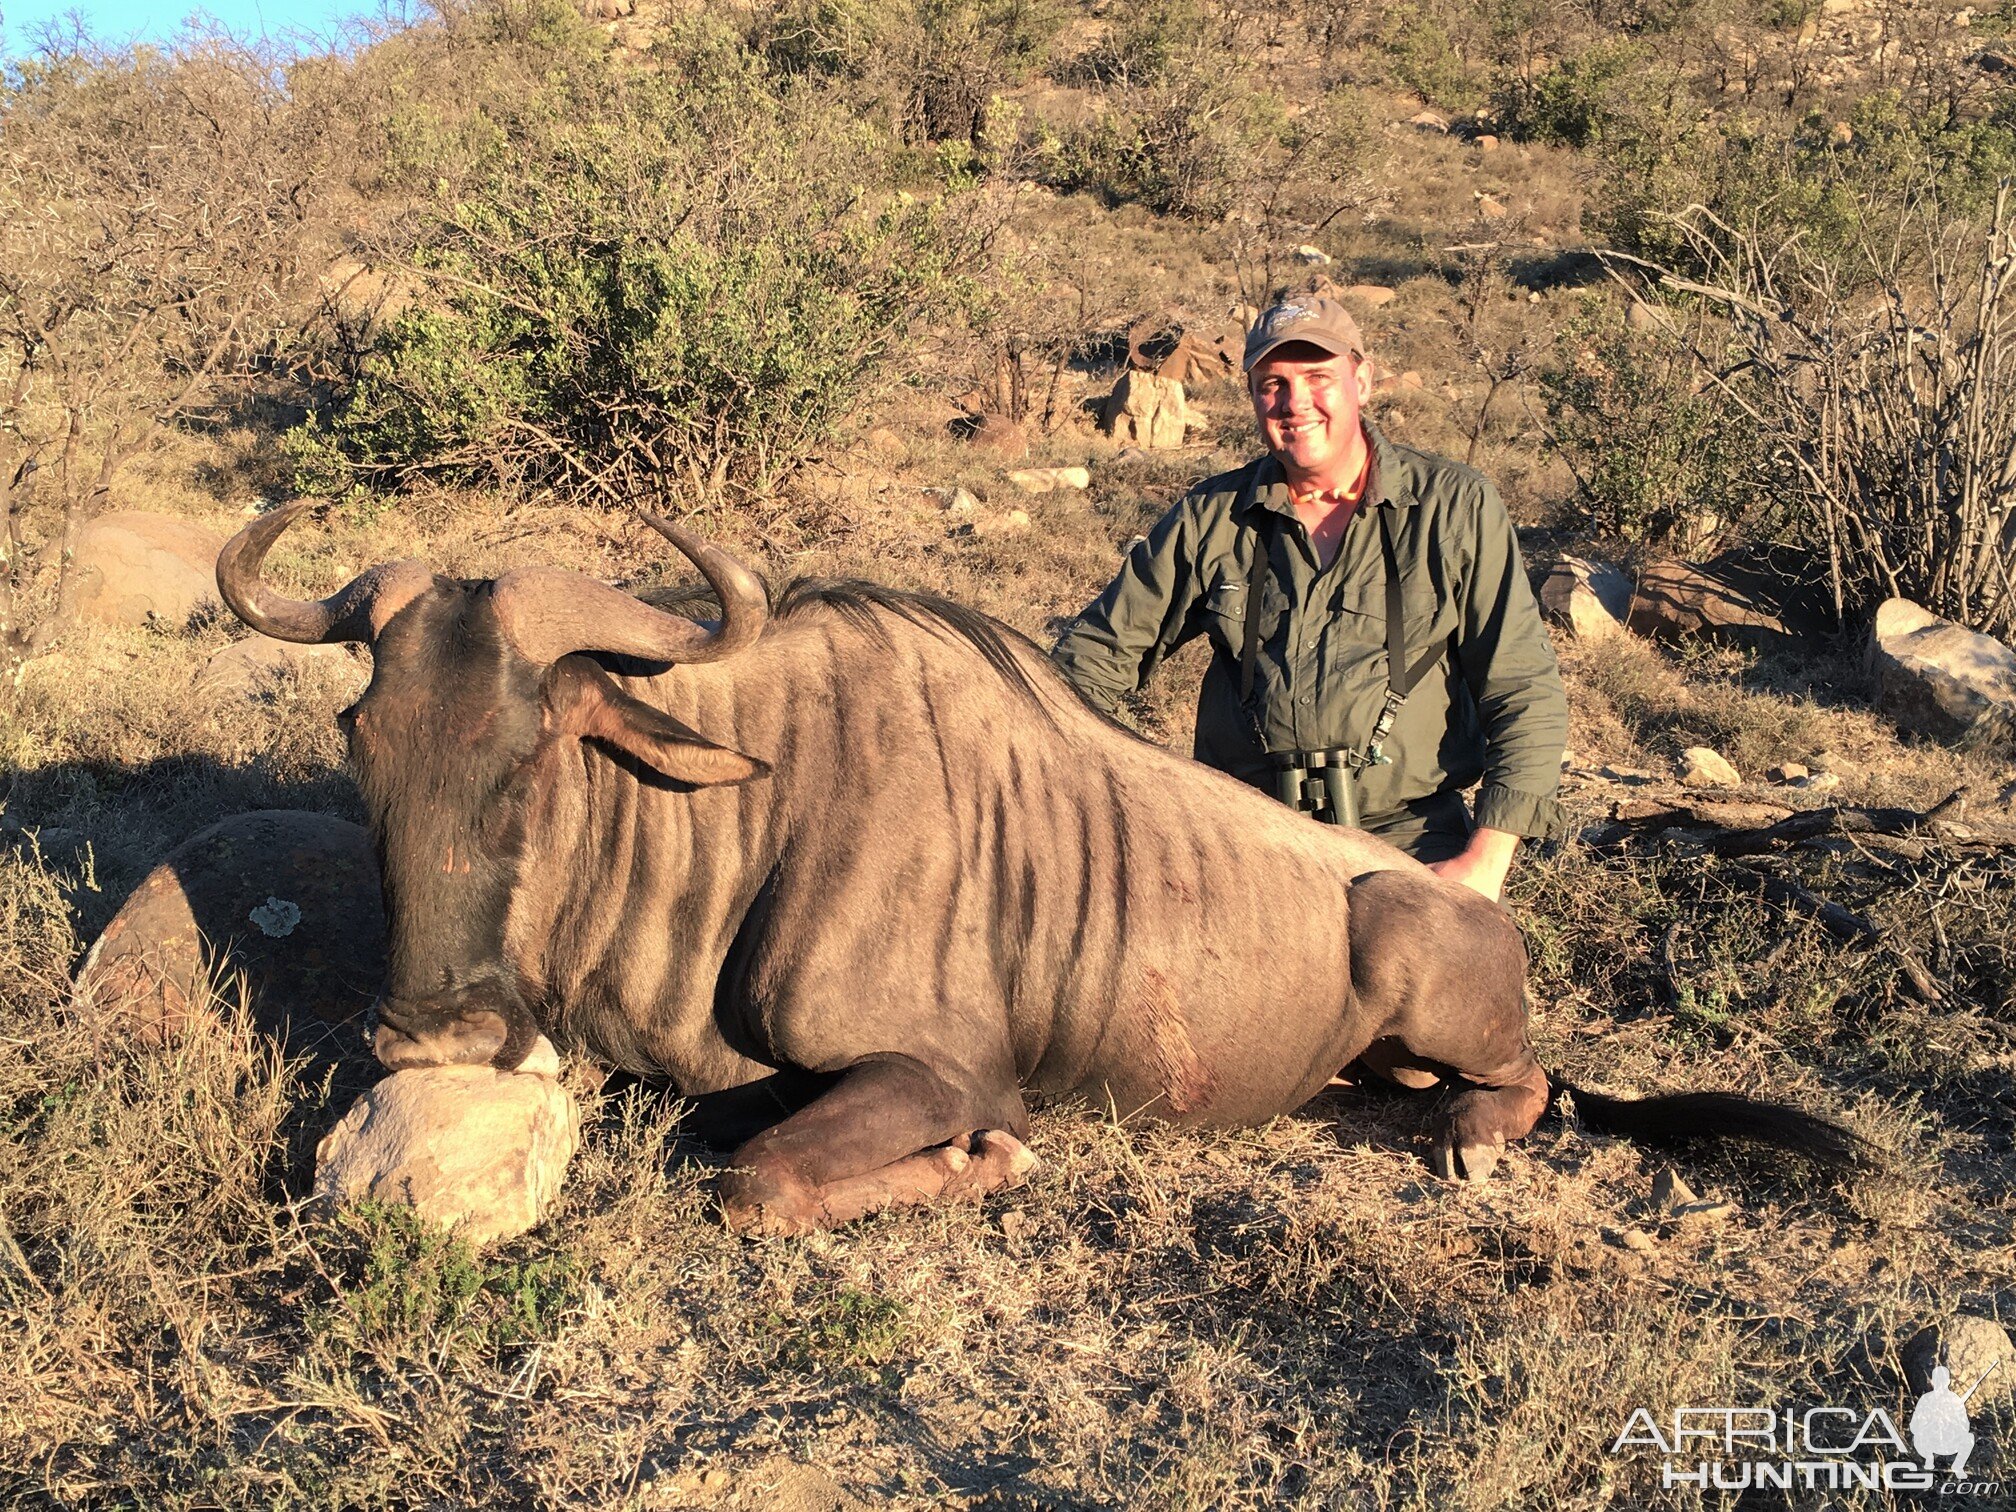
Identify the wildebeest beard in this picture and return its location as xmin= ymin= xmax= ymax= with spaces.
xmin=346 ymin=583 xmax=548 ymax=1071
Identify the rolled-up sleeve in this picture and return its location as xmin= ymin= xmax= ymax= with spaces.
xmin=1455 ymin=482 xmax=1570 ymax=840
xmin=1050 ymin=496 xmax=1207 ymax=713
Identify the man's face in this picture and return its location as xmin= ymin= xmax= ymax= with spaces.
xmin=1248 ymin=343 xmax=1371 ymax=483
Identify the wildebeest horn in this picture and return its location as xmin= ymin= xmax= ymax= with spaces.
xmin=488 ymin=512 xmax=768 ymax=666
xmin=215 ymin=500 xmax=435 ymax=645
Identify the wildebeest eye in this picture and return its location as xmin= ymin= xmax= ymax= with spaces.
xmin=335 ymin=703 xmax=359 ymax=733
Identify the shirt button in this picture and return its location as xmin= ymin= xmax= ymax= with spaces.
xmin=1299 ymin=694 xmax=1313 ymax=706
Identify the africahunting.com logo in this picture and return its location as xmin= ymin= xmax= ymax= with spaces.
xmin=1608 ymin=1360 xmax=2001 ymax=1496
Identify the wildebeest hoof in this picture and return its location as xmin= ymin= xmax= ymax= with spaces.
xmin=719 ymin=1165 xmax=827 ymax=1237
xmin=941 ymin=1129 xmax=1038 ymax=1201
xmin=1432 ymin=1133 xmax=1504 ymax=1183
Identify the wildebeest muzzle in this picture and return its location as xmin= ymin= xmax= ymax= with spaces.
xmin=373 ymin=979 xmax=540 ymax=1072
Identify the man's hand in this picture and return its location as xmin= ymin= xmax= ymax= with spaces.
xmin=1428 ymin=826 xmax=1520 ymax=902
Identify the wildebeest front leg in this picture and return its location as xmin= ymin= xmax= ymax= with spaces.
xmin=719 ymin=1052 xmax=1031 ymax=1235
xmin=1348 ymin=870 xmax=1550 ymax=1183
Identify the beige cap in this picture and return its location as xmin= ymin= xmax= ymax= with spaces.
xmin=1242 ymin=296 xmax=1367 ymax=372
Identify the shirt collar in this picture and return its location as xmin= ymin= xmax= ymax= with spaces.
xmin=1241 ymin=423 xmax=1416 ymax=523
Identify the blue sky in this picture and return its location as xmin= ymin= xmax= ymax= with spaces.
xmin=1 ymin=0 xmax=398 ymax=55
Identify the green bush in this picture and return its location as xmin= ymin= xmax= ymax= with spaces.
xmin=1537 ymin=301 xmax=1772 ymax=544
xmin=289 ymin=63 xmax=977 ymax=509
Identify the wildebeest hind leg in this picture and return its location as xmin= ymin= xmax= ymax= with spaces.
xmin=720 ymin=1052 xmax=1030 ymax=1236
xmin=1350 ymin=870 xmax=1549 ymax=1183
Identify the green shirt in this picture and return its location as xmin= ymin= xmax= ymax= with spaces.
xmin=1050 ymin=427 xmax=1570 ymax=840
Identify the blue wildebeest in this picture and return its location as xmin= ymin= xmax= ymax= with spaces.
xmin=217 ymin=505 xmax=1861 ymax=1234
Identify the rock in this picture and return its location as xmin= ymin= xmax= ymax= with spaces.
xmin=1155 ymin=325 xmax=1242 ymax=387
xmin=1678 ymin=747 xmax=1740 ymax=788
xmin=1409 ymin=109 xmax=1451 ymax=133
xmin=1293 ymin=244 xmax=1332 ymax=266
xmin=1867 ymin=598 xmax=2016 ymax=751
xmin=863 ymin=426 xmax=907 ymax=463
xmin=1651 ymin=1167 xmax=1698 ymax=1214
xmin=315 ymin=1036 xmax=579 ymax=1246
xmin=64 ymin=511 xmax=227 ymax=631
xmin=1795 ymin=770 xmax=1843 ymax=794
xmin=1341 ymin=284 xmax=1398 ymax=308
xmin=1006 ymin=466 xmax=1090 ymax=494
xmin=1673 ymin=1199 xmax=1735 ymax=1228
xmin=1604 ymin=1225 xmax=1657 ymax=1253
xmin=1539 ymin=557 xmax=1632 ymax=641
xmin=930 ymin=486 xmax=979 ymax=517
xmin=1902 ymin=1315 xmax=2013 ymax=1403
xmin=997 ymin=508 xmax=1033 ymax=533
xmin=1766 ymin=762 xmax=1811 ymax=783
xmin=198 ymin=637 xmax=366 ymax=702
xmin=1101 ymin=370 xmax=1207 ymax=450
xmin=964 ymin=414 xmax=1027 ymax=457
xmin=1627 ymin=300 xmax=1663 ymax=334
xmin=74 ymin=810 xmax=384 ymax=1065
xmin=1476 ymin=194 xmax=1508 ymax=221
xmin=1625 ymin=555 xmax=1812 ymax=649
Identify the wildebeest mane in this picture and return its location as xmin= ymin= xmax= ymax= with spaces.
xmin=639 ymin=575 xmax=1045 ymax=707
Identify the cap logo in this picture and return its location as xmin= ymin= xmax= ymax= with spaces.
xmin=1263 ymin=304 xmax=1310 ymax=333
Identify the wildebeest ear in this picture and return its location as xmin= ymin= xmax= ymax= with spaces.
xmin=545 ymin=656 xmax=768 ymax=787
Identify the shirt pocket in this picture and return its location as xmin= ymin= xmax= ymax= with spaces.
xmin=1331 ymin=580 xmax=1451 ymax=661
xmin=1199 ymin=574 xmax=1250 ymax=655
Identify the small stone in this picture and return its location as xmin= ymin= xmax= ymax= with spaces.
xmin=965 ymin=414 xmax=1027 ymax=457
xmin=1476 ymin=134 xmax=1499 ymax=151
xmin=700 ymin=1468 xmax=732 ymax=1491
xmin=1901 ymin=1315 xmax=2013 ymax=1403
xmin=1342 ymin=284 xmax=1398 ymax=310
xmin=1796 ymin=771 xmax=1842 ymax=794
xmin=1006 ymin=466 xmax=1090 ymax=494
xmin=314 ymin=1036 xmax=581 ymax=1247
xmin=1651 ymin=1167 xmax=1698 ymax=1214
xmin=1476 ymin=194 xmax=1508 ymax=221
xmin=1409 ymin=109 xmax=1450 ymax=133
xmin=864 ymin=426 xmax=907 ymax=463
xmin=1293 ymin=244 xmax=1332 ymax=266
xmin=998 ymin=508 xmax=1032 ymax=532
xmin=1000 ymin=1209 xmax=1029 ymax=1240
xmin=1102 ymin=369 xmax=1208 ymax=450
xmin=1604 ymin=1225 xmax=1657 ymax=1253
xmin=1627 ymin=301 xmax=1662 ymax=334
xmin=1678 ymin=747 xmax=1741 ymax=788
xmin=1766 ymin=762 xmax=1811 ymax=783
xmin=932 ymin=487 xmax=979 ymax=517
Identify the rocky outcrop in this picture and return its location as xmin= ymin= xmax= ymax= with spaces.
xmin=1101 ymin=370 xmax=1208 ymax=449
xmin=315 ymin=1036 xmax=580 ymax=1246
xmin=75 ymin=810 xmax=384 ymax=1065
xmin=65 ymin=512 xmax=226 ymax=631
xmin=1868 ymin=598 xmax=2016 ymax=751
xmin=1626 ymin=557 xmax=1799 ymax=648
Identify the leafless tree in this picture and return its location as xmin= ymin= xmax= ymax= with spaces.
xmin=1612 ymin=180 xmax=2016 ymax=638
xmin=0 ymin=37 xmax=333 ymax=684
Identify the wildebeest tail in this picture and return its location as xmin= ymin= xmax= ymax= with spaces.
xmin=1554 ymin=1082 xmax=1873 ymax=1171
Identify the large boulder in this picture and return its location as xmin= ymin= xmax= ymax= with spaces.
xmin=1868 ymin=598 xmax=2016 ymax=751
xmin=198 ymin=636 xmax=367 ymax=703
xmin=315 ymin=1036 xmax=580 ymax=1246
xmin=1625 ymin=552 xmax=1824 ymax=650
xmin=65 ymin=511 xmax=227 ymax=630
xmin=1101 ymin=370 xmax=1207 ymax=450
xmin=1539 ymin=557 xmax=1632 ymax=642
xmin=75 ymin=810 xmax=384 ymax=1063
